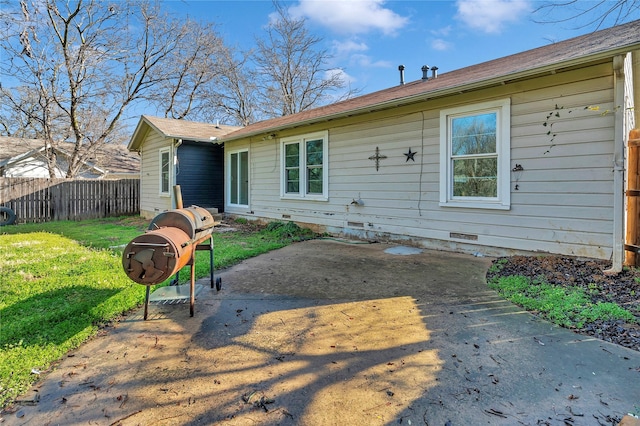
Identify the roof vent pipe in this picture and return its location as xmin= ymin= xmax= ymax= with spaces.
xmin=431 ymin=66 xmax=439 ymax=79
xmin=421 ymin=65 xmax=430 ymax=80
xmin=398 ymin=65 xmax=405 ymax=85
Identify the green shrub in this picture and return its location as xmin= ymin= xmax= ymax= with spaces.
xmin=264 ymin=221 xmax=315 ymax=241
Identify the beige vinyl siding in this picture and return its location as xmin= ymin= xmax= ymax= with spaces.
xmin=226 ymin=61 xmax=617 ymax=259
xmin=139 ymin=130 xmax=173 ymax=219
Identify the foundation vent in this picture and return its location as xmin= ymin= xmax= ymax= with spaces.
xmin=450 ymin=232 xmax=478 ymax=241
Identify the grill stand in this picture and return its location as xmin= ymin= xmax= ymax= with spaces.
xmin=142 ymin=235 xmax=220 ymax=320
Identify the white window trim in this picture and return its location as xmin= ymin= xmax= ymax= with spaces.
xmin=439 ymin=98 xmax=511 ymax=210
xmin=227 ymin=148 xmax=250 ymax=208
xmin=159 ymin=147 xmax=171 ymax=197
xmin=280 ymin=131 xmax=329 ymax=201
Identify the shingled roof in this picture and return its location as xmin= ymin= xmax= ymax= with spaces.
xmin=0 ymin=137 xmax=43 ymax=162
xmin=128 ymin=115 xmax=242 ymax=151
xmin=222 ymin=19 xmax=640 ymax=142
xmin=87 ymin=143 xmax=140 ymax=175
xmin=0 ymin=136 xmax=139 ymax=176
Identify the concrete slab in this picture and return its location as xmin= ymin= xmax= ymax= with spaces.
xmin=383 ymin=245 xmax=423 ymax=255
xmin=2 ymin=239 xmax=639 ymax=425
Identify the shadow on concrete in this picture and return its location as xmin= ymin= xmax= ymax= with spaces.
xmin=4 ymin=240 xmax=639 ymax=425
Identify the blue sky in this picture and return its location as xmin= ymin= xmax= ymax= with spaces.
xmin=163 ymin=0 xmax=639 ymax=96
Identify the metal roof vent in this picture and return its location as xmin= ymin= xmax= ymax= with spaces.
xmin=421 ymin=65 xmax=430 ymax=80
xmin=431 ymin=66 xmax=439 ymax=79
xmin=398 ymin=65 xmax=405 ymax=85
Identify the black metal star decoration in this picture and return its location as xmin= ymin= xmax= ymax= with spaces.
xmin=404 ymin=148 xmax=417 ymax=162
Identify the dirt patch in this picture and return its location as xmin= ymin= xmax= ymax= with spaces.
xmin=487 ymin=255 xmax=640 ymax=352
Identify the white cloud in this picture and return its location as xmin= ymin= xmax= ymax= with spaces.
xmin=431 ymin=26 xmax=453 ymax=37
xmin=431 ymin=38 xmax=452 ymax=51
xmin=349 ymin=54 xmax=393 ymax=68
xmin=325 ymin=68 xmax=352 ymax=82
xmin=289 ymin=0 xmax=409 ymax=35
xmin=455 ymin=0 xmax=531 ymax=34
xmin=332 ymin=39 xmax=369 ymax=56
xmin=330 ymin=38 xmax=391 ymax=70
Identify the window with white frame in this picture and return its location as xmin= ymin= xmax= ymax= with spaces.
xmin=281 ymin=131 xmax=328 ymax=200
xmin=439 ymin=99 xmax=511 ymax=210
xmin=228 ymin=149 xmax=249 ymax=206
xmin=159 ymin=147 xmax=171 ymax=196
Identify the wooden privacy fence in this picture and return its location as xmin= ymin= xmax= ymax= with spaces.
xmin=626 ymin=128 xmax=640 ymax=265
xmin=0 ymin=177 xmax=139 ymax=223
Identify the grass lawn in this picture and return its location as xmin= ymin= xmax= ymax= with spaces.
xmin=0 ymin=216 xmax=315 ymax=408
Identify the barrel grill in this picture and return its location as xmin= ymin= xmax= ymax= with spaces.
xmin=122 ymin=206 xmax=220 ymax=318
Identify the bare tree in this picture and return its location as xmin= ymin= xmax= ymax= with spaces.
xmin=252 ymin=1 xmax=357 ymax=118
xmin=533 ymin=0 xmax=640 ymax=30
xmin=149 ymin=21 xmax=226 ymax=120
xmin=0 ymin=0 xmax=226 ymax=177
xmin=196 ymin=45 xmax=259 ymax=127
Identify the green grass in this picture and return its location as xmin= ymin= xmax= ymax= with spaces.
xmin=3 ymin=216 xmax=148 ymax=250
xmin=488 ymin=273 xmax=635 ymax=329
xmin=0 ymin=216 xmax=315 ymax=408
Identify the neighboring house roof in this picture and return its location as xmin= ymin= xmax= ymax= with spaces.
xmin=0 ymin=137 xmax=43 ymax=161
xmin=0 ymin=136 xmax=140 ymax=177
xmin=222 ymin=19 xmax=640 ymax=142
xmin=127 ymin=115 xmax=243 ymax=151
xmin=85 ymin=143 xmax=140 ymax=176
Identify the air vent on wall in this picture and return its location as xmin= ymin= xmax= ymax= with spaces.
xmin=450 ymin=232 xmax=478 ymax=241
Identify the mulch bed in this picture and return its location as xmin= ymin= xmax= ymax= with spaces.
xmin=486 ymin=255 xmax=640 ymax=352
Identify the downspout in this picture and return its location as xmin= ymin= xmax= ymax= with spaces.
xmin=173 ymin=139 xmax=182 ymax=209
xmin=634 ymin=50 xmax=640 ymax=127
xmin=607 ymin=55 xmax=627 ymax=273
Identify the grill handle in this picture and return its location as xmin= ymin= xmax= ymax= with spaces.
xmin=130 ymin=242 xmax=170 ymax=247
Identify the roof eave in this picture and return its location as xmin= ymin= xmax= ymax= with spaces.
xmin=174 ymin=136 xmax=222 ymax=143
xmin=127 ymin=115 xmax=227 ymax=150
xmin=221 ymin=45 xmax=639 ymax=143
xmin=2 ymin=146 xmax=47 ymax=166
xmin=127 ymin=116 xmax=151 ymax=151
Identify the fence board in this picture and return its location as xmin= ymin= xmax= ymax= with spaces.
xmin=0 ymin=177 xmax=139 ymax=223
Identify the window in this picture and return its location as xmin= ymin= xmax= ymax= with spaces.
xmin=159 ymin=147 xmax=171 ymax=196
xmin=281 ymin=131 xmax=328 ymax=200
xmin=439 ymin=99 xmax=510 ymax=209
xmin=228 ymin=149 xmax=249 ymax=206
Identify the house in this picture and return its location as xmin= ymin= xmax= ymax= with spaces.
xmin=219 ymin=19 xmax=640 ymax=271
xmin=0 ymin=136 xmax=140 ymax=179
xmin=127 ymin=115 xmax=241 ymax=219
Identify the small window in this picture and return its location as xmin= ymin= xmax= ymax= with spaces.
xmin=284 ymin=143 xmax=300 ymax=193
xmin=159 ymin=148 xmax=171 ymax=196
xmin=440 ymin=99 xmax=510 ymax=209
xmin=306 ymin=139 xmax=324 ymax=194
xmin=281 ymin=131 xmax=328 ymax=200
